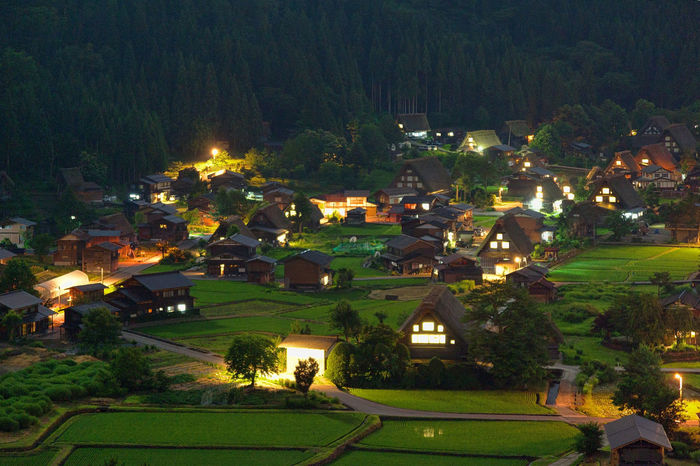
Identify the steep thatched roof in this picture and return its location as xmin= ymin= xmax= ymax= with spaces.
xmin=665 ymin=124 xmax=697 ymax=154
xmin=636 ymin=143 xmax=678 ymax=172
xmin=397 ymin=113 xmax=431 ymax=133
xmin=398 ymin=157 xmax=452 ymax=194
xmin=398 ymin=286 xmax=469 ymax=346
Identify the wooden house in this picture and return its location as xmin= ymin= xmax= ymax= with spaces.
xmin=635 ymin=144 xmax=679 ymax=175
xmin=310 ymin=190 xmax=376 ymax=219
xmin=68 ymin=283 xmax=107 ymax=304
xmin=59 ymin=167 xmax=104 ymax=204
xmin=506 ymin=265 xmax=556 ymax=303
xmin=279 ymin=334 xmax=339 ymax=375
xmin=105 ymin=271 xmax=195 ymax=321
xmin=138 ymin=214 xmax=188 ymax=243
xmin=435 ymin=253 xmax=483 ymax=284
xmin=663 ymin=124 xmax=697 ymax=158
xmin=506 ymin=176 xmax=563 ymax=211
xmin=458 ymin=130 xmax=502 ymax=153
xmin=94 ymin=213 xmax=136 ymax=245
xmin=83 ymin=242 xmax=121 ymax=273
xmin=262 ymin=184 xmax=295 ymax=210
xmin=62 ymin=301 xmax=120 ymax=340
xmin=381 ymin=235 xmax=437 ymax=275
xmin=400 ymin=195 xmax=441 ymax=216
xmin=283 ymin=250 xmax=334 ymax=290
xmin=209 ymin=216 xmax=255 ymax=243
xmin=634 ymin=165 xmax=677 ymax=190
xmin=373 ymin=187 xmax=418 ymax=209
xmin=172 ymin=168 xmax=200 ymax=196
xmin=0 ymin=247 xmax=16 ymax=265
xmin=398 ymin=286 xmax=469 ymax=360
xmin=206 ymin=233 xmax=260 ymax=277
xmin=588 ymin=176 xmax=645 ymax=218
xmin=501 ymin=207 xmax=553 ymax=244
xmin=0 ymin=290 xmax=55 ymax=338
xmin=187 ymin=194 xmax=216 ymax=214
xmin=476 ymin=214 xmax=533 ymax=275
xmin=388 ymin=157 xmax=452 ymax=196
xmin=208 ymin=170 xmax=246 ymax=191
xmin=565 ymin=141 xmax=594 ymax=160
xmin=565 ymin=201 xmax=611 ymax=239
xmin=605 ymin=151 xmax=641 ymax=178
xmin=245 ymin=255 xmax=276 ymax=284
xmin=139 ymin=174 xmax=175 ymax=203
xmin=397 ymin=113 xmax=430 ymax=139
xmin=666 ymin=197 xmax=700 ymax=243
xmin=605 ymin=415 xmax=671 ymax=466
xmin=634 ymin=115 xmax=672 ymax=148
xmin=685 ymin=165 xmax=700 ymax=193
xmin=432 ymin=128 xmax=464 ymax=146
xmin=0 ymin=217 xmax=36 ymax=248
xmin=345 ymin=208 xmax=366 ymax=226
xmin=54 ymin=229 xmax=125 ymax=268
xmin=247 ymin=204 xmax=291 ymax=245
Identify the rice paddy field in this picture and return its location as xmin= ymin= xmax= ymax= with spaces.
xmin=548 ymin=245 xmax=700 ymax=282
xmin=64 ymin=448 xmax=312 ymax=466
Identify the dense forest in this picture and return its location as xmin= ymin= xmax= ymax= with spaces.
xmin=1 ymin=0 xmax=699 ymax=185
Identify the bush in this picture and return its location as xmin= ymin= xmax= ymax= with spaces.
xmin=561 ymin=303 xmax=599 ymax=323
xmin=690 ymin=450 xmax=700 ymax=462
xmin=285 ymin=394 xmax=317 ymax=409
xmin=44 ymin=385 xmax=74 ymax=402
xmin=671 ymin=441 xmax=691 ymax=459
xmin=427 ymin=357 xmax=445 ymax=388
xmin=0 ymin=416 xmax=20 ymax=432
xmin=325 ymin=342 xmax=354 ymax=387
xmin=574 ymin=422 xmax=603 ymax=456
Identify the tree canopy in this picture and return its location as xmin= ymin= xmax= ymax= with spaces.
xmin=224 ymin=334 xmax=279 ymax=388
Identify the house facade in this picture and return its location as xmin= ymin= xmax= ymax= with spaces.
xmin=388 ymin=157 xmax=452 ymax=196
xmin=279 ymin=334 xmax=339 ymax=375
xmin=476 ymin=215 xmax=533 ymax=275
xmin=506 ymin=265 xmax=556 ymax=303
xmin=139 ymin=174 xmax=175 ymax=203
xmin=310 ymin=191 xmax=376 ymax=219
xmin=283 ymin=250 xmax=334 ymax=290
xmin=605 ymin=415 xmax=671 ymax=466
xmin=588 ymin=176 xmax=645 ymax=218
xmin=105 ymin=271 xmax=195 ymax=321
xmin=397 ymin=113 xmax=430 ymax=139
xmin=0 ymin=217 xmax=36 ymax=248
xmin=247 ymin=204 xmax=290 ymax=245
xmin=381 ymin=235 xmax=437 ymax=275
xmin=435 ymin=253 xmax=483 ymax=284
xmin=62 ymin=301 xmax=120 ymax=340
xmin=0 ymin=290 xmax=56 ymax=338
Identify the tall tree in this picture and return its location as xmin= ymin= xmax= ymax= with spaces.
xmin=224 ymin=334 xmax=279 ymax=388
xmin=0 ymin=259 xmax=37 ymax=295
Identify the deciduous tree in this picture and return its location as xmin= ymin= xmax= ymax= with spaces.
xmin=0 ymin=259 xmax=37 ymax=295
xmin=224 ymin=334 xmax=279 ymax=388
xmin=329 ymin=300 xmax=362 ymax=342
xmin=78 ymin=307 xmax=122 ymax=354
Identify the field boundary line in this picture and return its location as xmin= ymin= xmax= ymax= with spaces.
xmin=303 ymin=414 xmax=381 ymax=465
xmin=349 ymin=443 xmax=537 ymax=462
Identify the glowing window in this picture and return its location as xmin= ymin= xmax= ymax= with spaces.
xmin=595 ymin=196 xmax=603 ymax=202
xmin=641 ymin=158 xmax=649 ymax=164
xmin=437 ymin=325 xmax=444 ymax=332
xmin=602 ymin=187 xmax=610 ymax=194
xmin=609 ymin=196 xmax=616 ymax=203
xmin=422 ymin=321 xmax=435 ymax=331
xmin=411 ymin=334 xmax=446 ymax=344
xmin=567 ymin=193 xmax=575 ymax=200
xmin=490 ymin=241 xmax=498 ymax=249
xmin=177 ymin=303 xmax=187 ymax=312
xmin=502 ymin=241 xmax=510 ymax=249
xmin=413 ymin=324 xmax=419 ymax=332
xmin=536 ymin=192 xmax=543 ymax=199
xmin=536 ymin=186 xmax=542 ymax=192
xmin=496 ymin=233 xmax=503 ymax=240
xmin=615 ymin=160 xmax=622 ymax=166
xmin=563 ymin=186 xmax=571 ymax=193
xmin=450 ymin=339 xmax=455 ymax=344
xmin=448 ymin=131 xmax=454 ymax=137
xmin=524 ymin=161 xmax=531 ymax=167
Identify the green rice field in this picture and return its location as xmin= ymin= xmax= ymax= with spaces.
xmin=64 ymin=448 xmax=312 ymax=466
xmin=335 ymin=451 xmax=527 ymax=465
xmin=548 ymin=246 xmax=700 ymax=282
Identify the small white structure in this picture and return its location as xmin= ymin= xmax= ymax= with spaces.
xmin=279 ymin=334 xmax=339 ymax=375
xmin=35 ymin=270 xmax=90 ymax=301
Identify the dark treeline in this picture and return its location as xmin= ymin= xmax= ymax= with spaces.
xmin=1 ymin=0 xmax=698 ymax=185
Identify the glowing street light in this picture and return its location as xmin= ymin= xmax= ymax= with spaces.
xmin=211 ymin=148 xmax=219 ymax=158
xmin=675 ymin=373 xmax=683 ymax=400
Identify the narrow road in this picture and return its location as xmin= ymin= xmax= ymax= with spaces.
xmin=104 ymin=256 xmax=160 ymax=286
xmin=121 ymin=330 xmax=225 ymax=366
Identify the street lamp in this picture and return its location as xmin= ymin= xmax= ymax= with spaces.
xmin=675 ymin=373 xmax=683 ymax=400
xmin=211 ymin=148 xmax=219 ymax=158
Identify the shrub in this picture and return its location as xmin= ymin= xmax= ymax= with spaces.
xmin=44 ymin=385 xmax=73 ymax=402
xmin=325 ymin=342 xmax=354 ymax=387
xmin=690 ymin=450 xmax=700 ymax=462
xmin=0 ymin=416 xmax=20 ymax=432
xmin=671 ymin=441 xmax=691 ymax=459
xmin=575 ymin=422 xmax=603 ymax=456
xmin=12 ymin=412 xmax=37 ymax=429
xmin=285 ymin=394 xmax=318 ymax=409
xmin=561 ymin=303 xmax=599 ymax=323
xmin=427 ymin=357 xmax=445 ymax=388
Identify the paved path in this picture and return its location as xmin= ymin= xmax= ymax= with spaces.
xmin=549 ymin=452 xmax=582 ymax=466
xmin=104 ymin=256 xmax=160 ymax=286
xmin=121 ymin=330 xmax=225 ymax=366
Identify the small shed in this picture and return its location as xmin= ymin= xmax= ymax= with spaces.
xmin=604 ymin=415 xmax=671 ymax=466
xmin=345 ymin=208 xmax=366 ymax=226
xmin=279 ymin=334 xmax=339 ymax=375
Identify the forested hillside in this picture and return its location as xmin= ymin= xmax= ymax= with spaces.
xmin=1 ymin=0 xmax=698 ymax=184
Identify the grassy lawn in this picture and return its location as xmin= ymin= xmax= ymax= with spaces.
xmin=335 ymin=451 xmax=526 ymax=465
xmin=349 ymin=390 xmax=553 ymax=415
xmin=191 ymin=280 xmax=318 ymax=307
xmin=332 ymin=256 xmax=388 ymax=277
xmin=0 ymin=449 xmax=59 ymax=465
xmin=142 ymin=315 xmax=332 ymax=340
xmin=64 ymin=448 xmax=312 ymax=466
xmin=359 ymin=420 xmax=577 ymax=457
xmin=142 ymin=263 xmax=193 ymax=274
xmin=663 ymin=361 xmax=700 ymax=369
xmin=200 ymin=300 xmax=295 ymax=317
xmin=285 ymin=299 xmax=419 ymax=329
xmin=355 ymin=278 xmax=429 ymax=288
xmin=560 ymin=336 xmax=628 ymax=366
xmin=53 ymin=412 xmax=366 ymax=447
xmin=549 ymin=246 xmax=700 ymax=282
xmin=473 ymin=215 xmax=499 ymax=230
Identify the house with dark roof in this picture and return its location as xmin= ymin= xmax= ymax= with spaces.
xmin=605 ymin=150 xmax=641 ymax=178
xmin=564 ymin=141 xmax=594 ymax=160
xmin=68 ymin=283 xmax=107 ymax=304
xmin=245 ymin=255 xmax=277 ymax=284
xmin=208 ymin=170 xmax=247 ymax=191
xmin=138 ymin=213 xmax=189 ymax=243
xmin=506 ymin=264 xmax=556 ymax=303
xmin=501 ymin=120 xmax=533 ymax=148
xmin=663 ymin=124 xmax=697 ymax=158
xmin=632 ymin=143 xmax=681 ymax=190
xmin=373 ymin=187 xmax=418 ymax=209
xmin=62 ymin=301 xmax=120 ymax=340
xmin=0 ymin=290 xmax=56 ymax=338
xmin=345 ymin=207 xmax=366 ymax=226
xmin=565 ymin=201 xmax=611 ymax=239
xmin=94 ymin=213 xmax=136 ymax=244
xmin=435 ymin=253 xmax=483 ymax=284
xmin=632 ymin=115 xmax=672 ymax=148
xmin=262 ymin=185 xmax=295 ymax=210
xmin=279 ymin=334 xmax=339 ymax=375
xmin=506 ymin=175 xmax=563 ymax=212
xmin=476 ymin=215 xmax=533 ymax=275
xmin=381 ymin=235 xmax=437 ymax=275
xmin=604 ymin=414 xmax=671 ymax=466
xmin=54 ymin=229 xmax=126 ymax=269
xmin=0 ymin=217 xmax=36 ymax=248
xmin=458 ymin=130 xmax=502 ymax=153
xmin=247 ymin=204 xmax=291 ymax=245
xmin=209 ymin=216 xmax=255 ymax=243
xmin=501 ymin=207 xmax=555 ymax=243
xmin=0 ymin=247 xmax=16 ymax=265
xmin=187 ymin=193 xmax=217 ymax=214
xmin=398 ymin=286 xmax=469 ymax=360
xmin=59 ymin=167 xmax=104 ymax=204
xmin=388 ymin=157 xmax=452 ymax=196
xmin=139 ymin=174 xmax=175 ymax=203
xmin=282 ymin=250 xmax=334 ymax=290
xmin=397 ymin=113 xmax=431 ymax=139
xmin=83 ymin=242 xmax=122 ymax=273
xmin=665 ymin=196 xmax=700 ymax=244
xmin=589 ymin=176 xmax=645 ymax=218
xmin=206 ymin=233 xmax=264 ymax=278
xmin=105 ymin=271 xmax=195 ymax=321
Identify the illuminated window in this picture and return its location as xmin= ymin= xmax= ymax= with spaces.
xmin=160 ymin=224 xmax=167 ymax=229
xmin=567 ymin=193 xmax=575 ymax=200
xmin=448 ymin=131 xmax=454 ymax=137
xmin=436 ymin=132 xmax=442 ymax=137
xmin=524 ymin=161 xmax=531 ymax=167
xmin=177 ymin=303 xmax=187 ymax=312
xmin=437 ymin=325 xmax=444 ymax=332
xmin=413 ymin=324 xmax=419 ymax=332
xmin=609 ymin=196 xmax=616 ymax=203
xmin=502 ymin=241 xmax=510 ymax=249
xmin=421 ymin=203 xmax=430 ymax=210
xmin=450 ymin=339 xmax=455 ymax=345
xmin=595 ymin=196 xmax=603 ymax=202
xmin=411 ymin=334 xmax=446 ymax=344
xmin=536 ymin=192 xmax=543 ymax=199
xmin=422 ymin=321 xmax=435 ymax=331
xmin=536 ymin=186 xmax=542 ymax=192
xmin=602 ymin=187 xmax=610 ymax=194
xmin=496 ymin=233 xmax=503 ymax=240
xmin=641 ymin=158 xmax=649 ymax=164
xmin=563 ymin=186 xmax=571 ymax=193
xmin=615 ymin=160 xmax=622 ymax=166
xmin=490 ymin=241 xmax=498 ymax=249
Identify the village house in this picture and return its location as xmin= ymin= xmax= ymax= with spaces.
xmin=605 ymin=150 xmax=641 ymax=178
xmin=511 ymin=150 xmax=547 ymax=172
xmin=373 ymin=187 xmax=418 ymax=210
xmin=433 ymin=204 xmax=474 ymax=232
xmin=139 ymin=174 xmax=175 ymax=203
xmin=209 ymin=216 xmax=256 ymax=243
xmin=54 ymin=229 xmax=125 ymax=268
xmin=137 ymin=214 xmax=188 ymax=243
xmin=685 ymin=165 xmax=700 ymax=193
xmin=565 ymin=201 xmax=611 ymax=239
xmin=564 ymin=141 xmax=594 ymax=160
xmin=34 ymin=270 xmax=89 ymax=304
xmin=206 ymin=233 xmax=261 ymax=277
xmin=0 ymin=247 xmax=16 ymax=265
xmin=401 ymin=217 xmax=449 ymax=252
xmin=208 ymin=169 xmax=247 ymax=192
xmin=588 ymin=176 xmax=646 ymax=219
xmin=633 ymin=143 xmax=680 ymax=190
xmin=663 ymin=124 xmax=697 ymax=158
xmin=245 ymin=255 xmax=277 ymax=284
xmin=432 ymin=128 xmax=464 ymax=146
xmin=345 ymin=208 xmax=366 ymax=226
xmin=501 ymin=120 xmax=533 ymax=148
xmin=400 ymin=195 xmax=442 ymax=216
xmin=505 ymin=264 xmax=556 ymax=303
xmin=506 ymin=175 xmax=563 ymax=212
xmin=397 ymin=113 xmax=431 ymax=139
xmin=93 ymin=213 xmax=136 ymax=245
xmin=605 ymin=415 xmax=671 ymax=466
xmin=458 ymin=130 xmax=502 ymax=153
xmin=138 ymin=202 xmax=179 ymax=223
xmin=284 ymin=202 xmax=324 ymax=231
xmin=665 ymin=197 xmax=700 ymax=244
xmin=0 ymin=217 xmax=36 ymax=248
xmin=476 ymin=214 xmax=533 ymax=275
xmin=58 ymin=167 xmax=104 ymax=204
xmin=279 ymin=334 xmax=339 ymax=375
xmin=0 ymin=290 xmax=56 ymax=339
xmin=387 ymin=157 xmax=452 ymax=196
xmin=262 ymin=183 xmax=295 ymax=210
xmin=502 ymin=207 xmax=555 ymax=243
xmin=172 ymin=168 xmax=200 ymax=197
xmin=398 ymin=286 xmax=469 ymax=360
xmin=104 ymin=271 xmax=195 ymax=321
xmin=247 ymin=204 xmax=291 ymax=245
xmin=310 ymin=190 xmax=376 ymax=219
xmin=633 ymin=115 xmax=672 ymax=148
xmin=62 ymin=301 xmax=120 ymax=340
xmin=68 ymin=283 xmax=107 ymax=304
xmin=82 ymin=242 xmax=122 ymax=273
xmin=381 ymin=234 xmax=437 ymax=275
xmin=434 ymin=253 xmax=483 ymax=284
xmin=187 ymin=193 xmax=217 ymax=214
xmin=283 ymin=250 xmax=334 ymax=290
